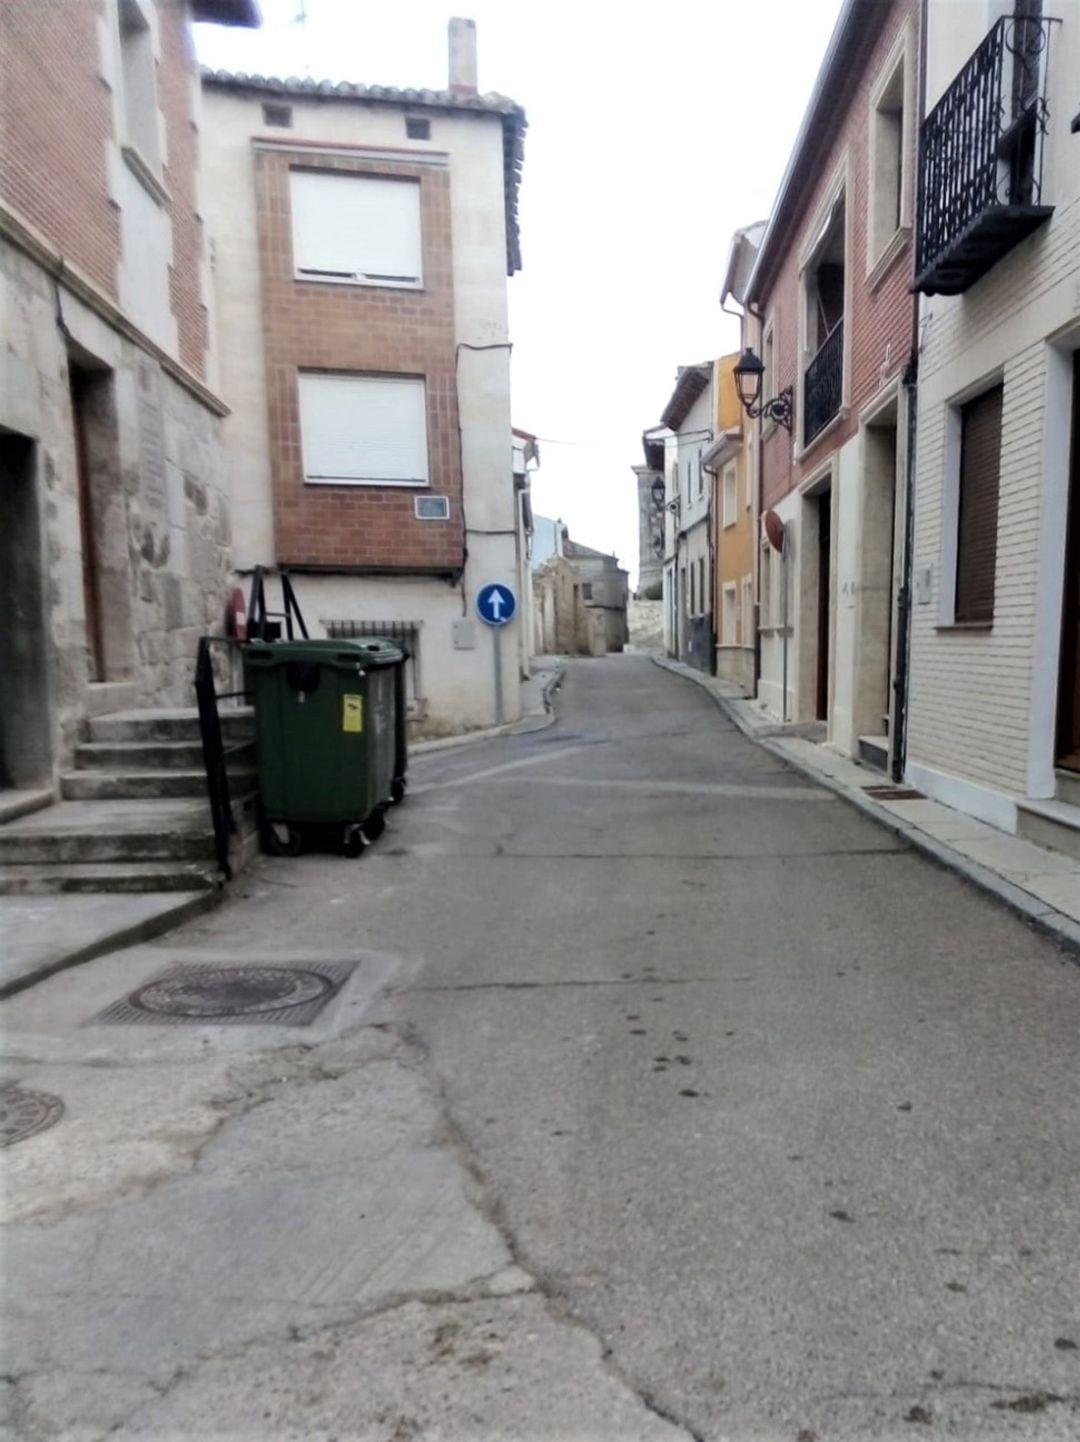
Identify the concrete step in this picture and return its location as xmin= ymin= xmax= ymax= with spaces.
xmin=88 ymin=706 xmax=254 ymax=744
xmin=85 ymin=681 xmax=137 ymax=717
xmin=858 ymin=735 xmax=889 ymax=772
xmin=1016 ymin=797 xmax=1080 ymax=863
xmin=0 ymin=787 xmax=55 ymax=825
xmin=0 ymin=860 xmax=221 ymax=896
xmin=61 ymin=768 xmax=256 ymax=801
xmin=1056 ymin=768 xmax=1080 ymax=809
xmin=0 ymin=799 xmax=225 ymax=865
xmin=75 ymin=739 xmax=255 ymax=771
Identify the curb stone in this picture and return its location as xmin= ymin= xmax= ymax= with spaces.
xmin=0 ymin=886 xmax=223 ymax=1000
xmin=410 ymin=666 xmax=565 ymax=756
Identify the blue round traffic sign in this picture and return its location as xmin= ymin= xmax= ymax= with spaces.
xmin=476 ymin=582 xmax=517 ymax=627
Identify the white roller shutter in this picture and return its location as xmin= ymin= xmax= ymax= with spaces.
xmin=290 ymin=171 xmax=423 ymax=286
xmin=298 ymin=373 xmax=429 ymax=486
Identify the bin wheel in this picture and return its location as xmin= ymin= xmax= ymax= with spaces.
xmin=265 ymin=822 xmax=302 ymax=857
xmin=362 ymin=809 xmax=386 ymax=843
xmin=342 ymin=826 xmax=367 ymax=859
xmin=390 ymin=777 xmax=407 ymax=806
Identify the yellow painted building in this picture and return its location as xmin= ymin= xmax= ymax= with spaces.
xmin=709 ymin=222 xmax=767 ymax=692
xmin=707 ymin=352 xmax=755 ymax=690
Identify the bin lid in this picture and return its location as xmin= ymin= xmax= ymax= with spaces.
xmin=243 ymin=638 xmax=404 ymax=668
xmin=349 ymin=637 xmax=409 ymax=665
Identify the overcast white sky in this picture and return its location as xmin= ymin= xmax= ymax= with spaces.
xmin=196 ymin=0 xmax=841 ymax=588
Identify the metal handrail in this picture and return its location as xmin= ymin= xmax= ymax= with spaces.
xmin=803 ymin=320 xmax=844 ymax=446
xmin=247 ymin=566 xmax=309 ymax=642
xmin=916 ymin=14 xmax=1056 ymax=279
xmin=195 ymin=636 xmax=240 ymax=880
xmin=196 ymin=573 xmax=310 ymax=879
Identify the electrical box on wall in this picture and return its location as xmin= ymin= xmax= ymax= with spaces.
xmin=915 ymin=564 xmax=933 ymax=605
xmin=452 ymin=620 xmax=476 ymax=650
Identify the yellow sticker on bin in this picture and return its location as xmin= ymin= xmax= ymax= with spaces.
xmin=342 ymin=694 xmax=363 ymax=733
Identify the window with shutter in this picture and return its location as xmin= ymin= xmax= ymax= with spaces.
xmin=722 ymin=584 xmax=737 ymax=645
xmin=722 ymin=463 xmax=738 ymax=527
xmin=290 ymin=171 xmax=423 ymax=288
xmin=298 ymin=373 xmax=429 ymax=486
xmin=954 ymin=385 xmax=1003 ymax=623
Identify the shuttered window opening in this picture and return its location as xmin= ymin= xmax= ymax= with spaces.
xmin=290 ymin=171 xmax=423 ymax=287
xmin=722 ymin=583 xmax=737 ymax=646
xmin=298 ymin=373 xmax=429 ymax=486
xmin=955 ymin=384 xmax=1003 ymax=624
xmin=324 ymin=619 xmax=421 ymax=712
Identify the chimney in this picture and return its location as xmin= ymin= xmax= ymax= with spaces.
xmin=448 ymin=17 xmax=478 ymax=96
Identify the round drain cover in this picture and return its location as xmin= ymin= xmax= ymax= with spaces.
xmin=128 ymin=966 xmax=334 ymax=1020
xmin=0 ymin=1082 xmax=64 ymax=1148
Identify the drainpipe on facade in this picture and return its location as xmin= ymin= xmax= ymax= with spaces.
xmin=781 ymin=529 xmax=791 ymax=724
xmin=893 ymin=355 xmax=918 ymax=781
xmin=744 ymin=299 xmax=766 ymax=702
xmin=891 ymin=0 xmax=929 ymax=783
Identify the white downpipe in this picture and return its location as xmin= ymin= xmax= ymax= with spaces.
xmin=781 ymin=531 xmax=790 ymax=724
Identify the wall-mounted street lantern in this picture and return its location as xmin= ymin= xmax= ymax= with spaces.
xmin=733 ymin=348 xmax=794 ymax=433
xmin=650 ymin=474 xmax=681 ymax=519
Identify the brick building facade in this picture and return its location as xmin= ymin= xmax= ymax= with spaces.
xmin=744 ymin=0 xmax=920 ymax=767
xmin=201 ymin=24 xmax=528 ymax=734
xmin=0 ymin=0 xmax=257 ymax=796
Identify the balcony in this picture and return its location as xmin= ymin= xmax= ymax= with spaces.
xmin=913 ymin=13 xmax=1058 ymax=297
xmin=804 ymin=320 xmax=843 ymax=446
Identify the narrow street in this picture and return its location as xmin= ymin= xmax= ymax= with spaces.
xmin=4 ymin=656 xmax=1080 ymax=1441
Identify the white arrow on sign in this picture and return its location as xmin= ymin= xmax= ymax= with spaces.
xmin=488 ymin=588 xmax=507 ymax=620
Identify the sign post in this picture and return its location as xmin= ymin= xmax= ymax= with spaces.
xmin=475 ymin=583 xmax=517 ymax=727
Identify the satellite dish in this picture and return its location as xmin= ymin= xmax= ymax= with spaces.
xmin=763 ymin=509 xmax=785 ymax=553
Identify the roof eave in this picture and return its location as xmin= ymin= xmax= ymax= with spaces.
xmin=660 ymin=364 xmax=712 ymax=432
xmin=744 ymin=0 xmax=879 ymax=306
xmin=201 ymin=68 xmax=525 ymax=276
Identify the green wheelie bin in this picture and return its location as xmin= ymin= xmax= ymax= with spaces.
xmin=245 ymin=637 xmax=404 ymax=856
xmin=347 ymin=638 xmax=409 ymax=805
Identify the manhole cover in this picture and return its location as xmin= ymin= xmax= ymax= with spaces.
xmin=863 ymin=785 xmax=923 ymax=801
xmin=90 ymin=961 xmax=357 ymax=1027
xmin=0 ymin=1082 xmax=64 ymax=1148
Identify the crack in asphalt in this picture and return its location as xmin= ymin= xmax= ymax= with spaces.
xmin=21 ymin=1014 xmax=700 ymax=1441
xmin=391 ymin=976 xmax=758 ymax=994
xmin=401 ymin=1014 xmax=709 ymax=1442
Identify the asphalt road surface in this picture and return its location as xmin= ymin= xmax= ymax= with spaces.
xmin=4 ymin=655 xmax=1079 ymax=1441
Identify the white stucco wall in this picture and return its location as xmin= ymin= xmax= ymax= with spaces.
xmin=661 ymin=386 xmax=713 ymax=658
xmin=100 ymin=0 xmax=180 ymax=358
xmin=201 ymin=87 xmax=521 ymax=731
xmin=758 ymin=488 xmax=801 ymax=721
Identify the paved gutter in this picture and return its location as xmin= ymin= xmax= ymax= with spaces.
xmin=653 ymin=654 xmax=1080 ymax=956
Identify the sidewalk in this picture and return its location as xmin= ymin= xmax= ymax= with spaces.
xmin=0 ymin=662 xmax=565 ymax=999
xmin=410 ymin=658 xmax=564 ymax=756
xmin=654 ymin=654 xmax=1080 ymax=953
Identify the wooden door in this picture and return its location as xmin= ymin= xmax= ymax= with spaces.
xmin=70 ymin=368 xmax=105 ymax=683
xmin=1056 ymin=352 xmax=1080 ymax=771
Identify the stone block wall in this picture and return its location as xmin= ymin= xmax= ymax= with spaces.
xmin=0 ymin=238 xmax=229 ymax=776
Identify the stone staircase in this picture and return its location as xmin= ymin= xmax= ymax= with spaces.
xmin=0 ymin=707 xmax=258 ymax=895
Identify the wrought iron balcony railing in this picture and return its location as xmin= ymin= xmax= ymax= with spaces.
xmin=914 ymin=12 xmax=1058 ymax=296
xmin=804 ymin=320 xmax=843 ymax=447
